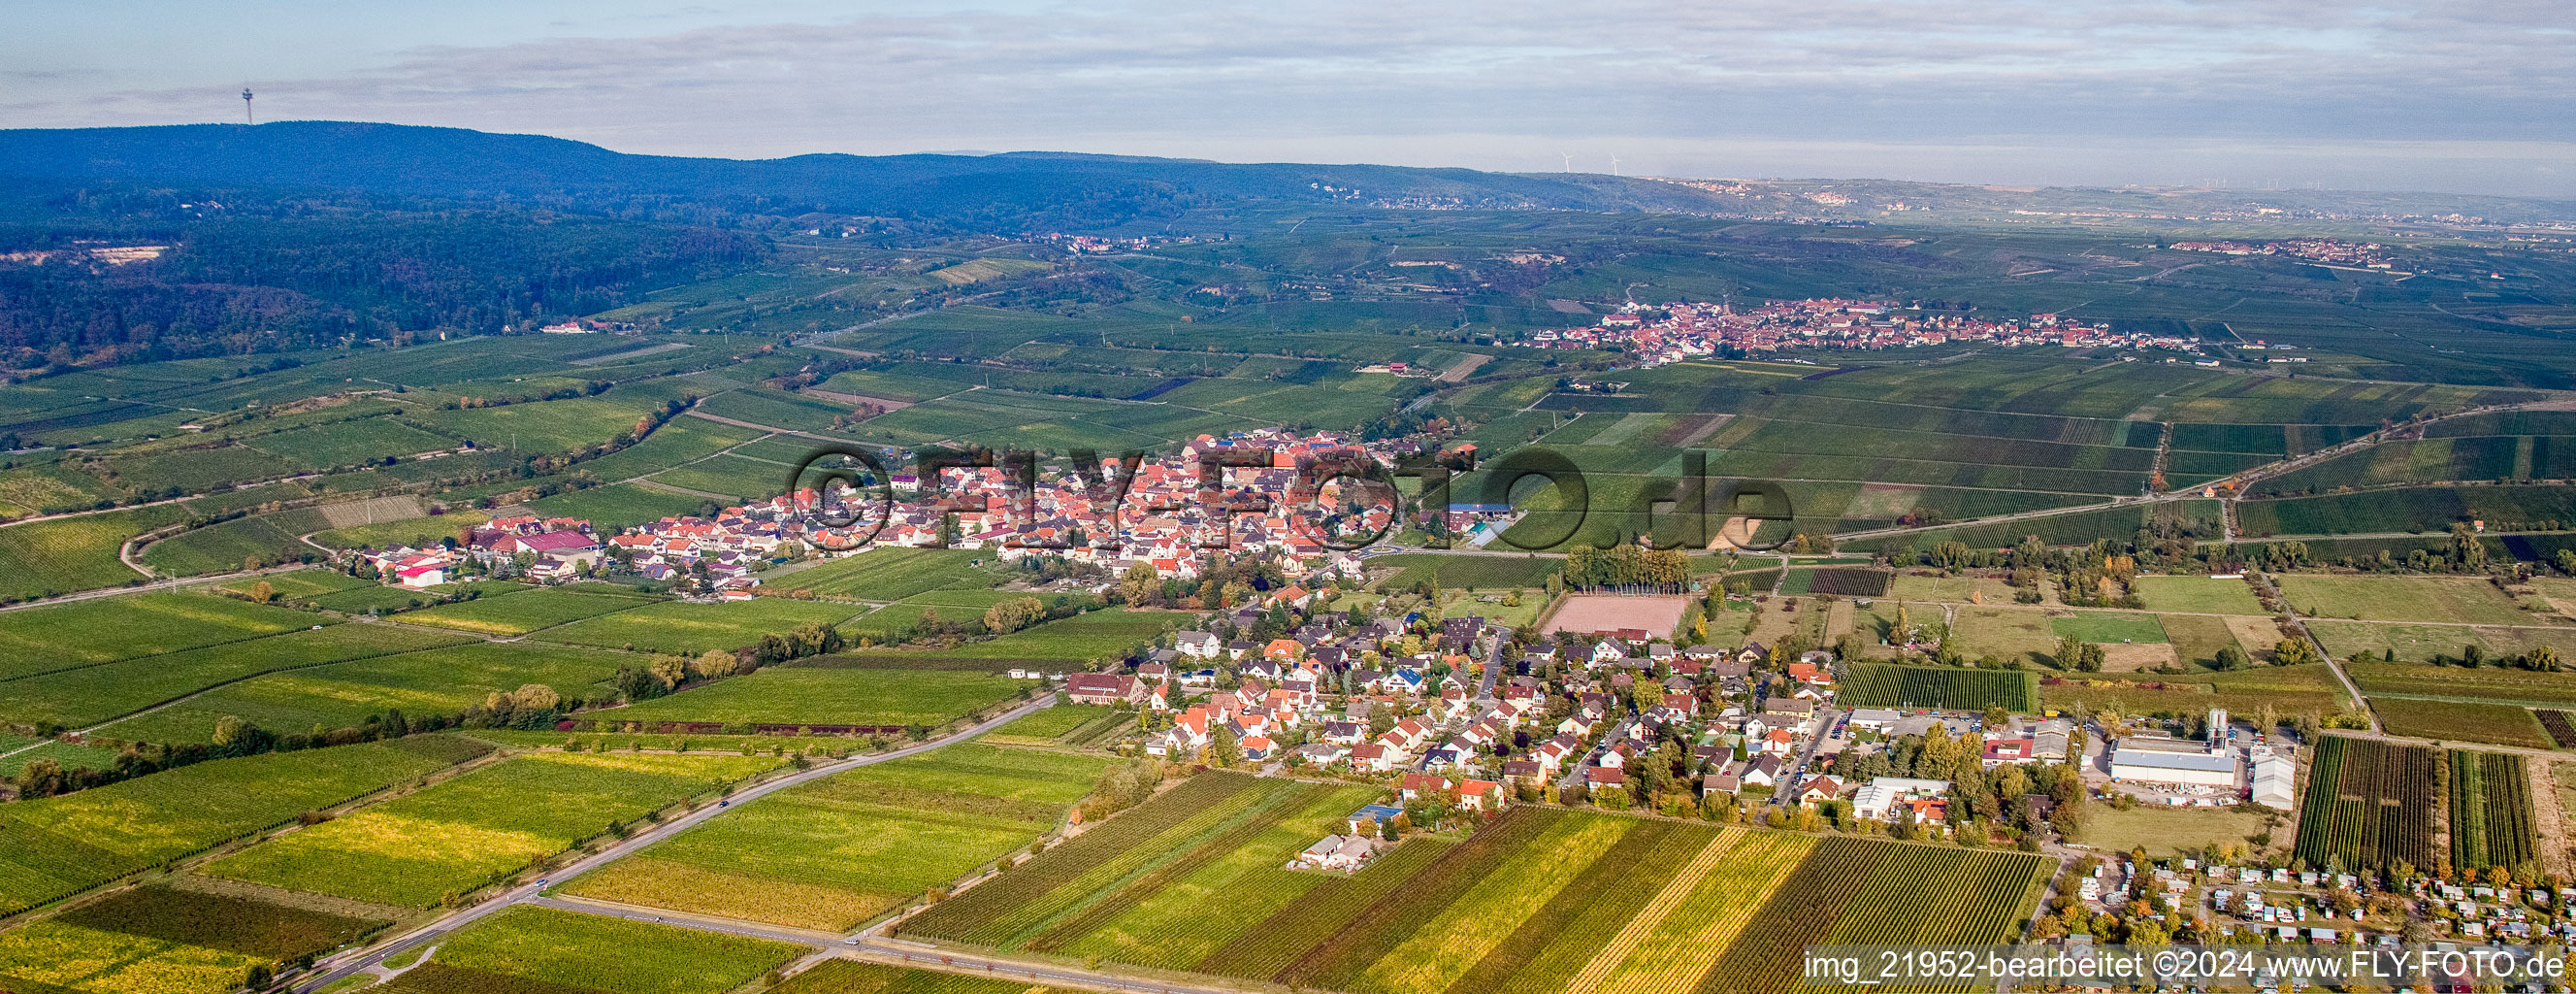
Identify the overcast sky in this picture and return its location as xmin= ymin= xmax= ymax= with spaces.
xmin=7 ymin=0 xmax=2574 ymax=197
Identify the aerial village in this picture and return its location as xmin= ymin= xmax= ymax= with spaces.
xmin=1514 ymin=297 xmax=2207 ymax=364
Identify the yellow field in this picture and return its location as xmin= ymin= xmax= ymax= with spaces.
xmin=1360 ymin=814 xmax=1632 ymax=993
xmin=564 ymin=856 xmax=897 ymax=932
xmin=0 ymin=920 xmax=261 ymax=994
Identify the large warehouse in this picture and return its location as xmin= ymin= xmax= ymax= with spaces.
xmin=2108 ymin=735 xmax=2239 ymax=788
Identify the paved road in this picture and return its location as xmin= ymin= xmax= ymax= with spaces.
xmin=288 ymin=696 xmax=1051 ymax=994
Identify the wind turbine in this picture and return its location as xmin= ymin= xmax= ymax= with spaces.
xmin=1560 ymin=152 xmax=1573 ymax=173
xmin=1612 ymin=156 xmax=1622 ymax=178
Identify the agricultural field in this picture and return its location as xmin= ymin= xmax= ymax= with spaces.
xmin=0 ymin=591 xmax=322 ymax=680
xmin=0 ymin=621 xmax=477 ymax=730
xmin=2129 ymin=575 xmax=2267 ymax=615
xmin=1945 ymin=607 xmax=2062 ymax=668
xmin=0 ymin=917 xmax=271 ymax=994
xmin=595 ymin=667 xmax=1031 ymax=730
xmin=308 ymin=509 xmax=493 ymax=552
xmin=2274 ymin=575 xmax=2534 ymax=625
xmin=1701 ymin=837 xmax=2049 ymax=994
xmin=0 ymin=737 xmax=485 ymax=915
xmin=2043 ymin=663 xmax=2353 ymax=719
xmin=213 ymin=566 xmax=374 ymax=601
xmin=138 ymin=509 xmax=331 ymax=576
xmin=898 ymin=779 xmax=2045 ymax=994
xmin=2345 ymin=662 xmax=2576 ymax=707
xmin=2370 ymin=698 xmax=2554 ymax=748
xmin=379 ymin=905 xmax=802 ymax=994
xmin=2308 ymin=621 xmax=2576 ymax=665
xmin=769 ymin=961 xmax=1085 ymax=994
xmin=765 ymin=547 xmax=1001 ymax=601
xmin=1778 ymin=567 xmax=1892 ymax=597
xmin=2293 ymin=736 xmax=2439 ymax=871
xmin=95 ymin=641 xmax=626 ymax=745
xmin=1840 ymin=665 xmax=2038 ymax=712
xmin=2079 ymin=805 xmax=2278 ymax=860
xmin=0 ymin=504 xmax=187 ymax=602
xmin=1887 ymin=573 xmax=2035 ymax=606
xmin=0 ymin=739 xmax=124 ymax=778
xmin=2446 ymin=750 xmax=2538 ymax=871
xmin=2237 ymin=484 xmax=2576 ymax=537
xmin=1374 ymin=552 xmax=1561 ymax=591
xmin=882 ymin=608 xmax=1174 ymax=661
xmin=537 ymin=598 xmax=867 ymax=654
xmin=402 ymin=397 xmax=654 ymax=455
xmin=203 ymin=750 xmax=779 ymax=907
xmin=0 ymin=884 xmax=388 ymax=994
xmin=520 ymin=481 xmax=715 ymax=531
xmin=2048 ymin=611 xmax=2168 ymax=645
xmin=564 ymin=744 xmax=1110 ymax=931
xmin=984 ymin=703 xmax=1127 ymax=747
xmin=392 ymin=586 xmax=659 ymax=636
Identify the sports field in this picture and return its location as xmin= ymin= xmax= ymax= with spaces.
xmin=1542 ymin=595 xmax=1688 ymax=638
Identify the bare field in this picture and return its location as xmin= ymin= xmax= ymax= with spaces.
xmin=1543 ymin=594 xmax=1688 ymax=638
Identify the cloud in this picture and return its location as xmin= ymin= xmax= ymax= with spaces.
xmin=5 ymin=0 xmax=2572 ymax=194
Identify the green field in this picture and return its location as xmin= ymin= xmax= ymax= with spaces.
xmin=0 ymin=504 xmax=187 ymax=602
xmin=2043 ymin=663 xmax=2354 ymax=717
xmin=565 ymin=743 xmax=1111 ymax=930
xmin=385 ymin=905 xmax=802 ymax=994
xmin=138 ymin=509 xmax=331 ymax=576
xmin=0 ymin=591 xmax=322 ymax=680
xmin=769 ymin=961 xmax=1088 ymax=993
xmin=1840 ymin=665 xmax=2038 ymax=712
xmin=2275 ymin=575 xmax=2534 ymax=625
xmin=309 ymin=510 xmax=492 ymax=551
xmin=0 ymin=737 xmax=484 ymax=915
xmin=2129 ymin=575 xmax=2267 ymax=615
xmin=2048 ymin=611 xmax=2169 ymax=644
xmin=596 ymin=667 xmax=1031 ymax=730
xmin=881 ymin=608 xmax=1174 ymax=662
xmin=2370 ymin=698 xmax=2554 ymax=748
xmin=205 ymin=750 xmax=780 ymax=906
xmin=985 ymin=704 xmax=1126 ymax=747
xmin=0 ymin=739 xmax=125 ymax=778
xmin=0 ymin=621 xmax=477 ymax=730
xmin=766 ymin=547 xmax=1001 ymax=601
xmin=403 ymin=398 xmax=655 ymax=455
xmin=538 ymin=598 xmax=867 ymax=654
xmin=1374 ymin=553 xmax=1562 ymax=591
xmin=394 ymin=586 xmax=658 ymax=636
xmin=522 ymin=481 xmax=716 ymax=530
xmin=95 ymin=641 xmax=629 ymax=744
xmin=2308 ymin=620 xmax=2576 ymax=664
xmin=897 ymin=776 xmax=2048 ymax=993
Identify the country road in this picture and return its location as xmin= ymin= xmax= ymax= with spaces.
xmin=287 ymin=695 xmax=1052 ymax=994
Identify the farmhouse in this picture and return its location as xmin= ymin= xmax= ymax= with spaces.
xmin=1067 ymin=673 xmax=1143 ymax=706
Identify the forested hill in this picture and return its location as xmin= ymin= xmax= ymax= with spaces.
xmin=0 ymin=121 xmax=1728 ymax=224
